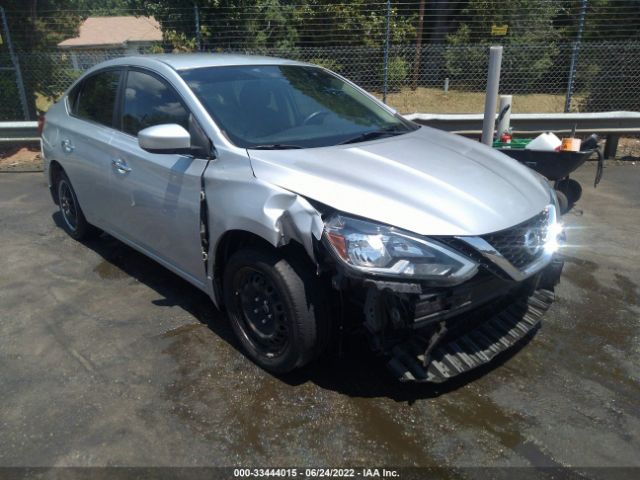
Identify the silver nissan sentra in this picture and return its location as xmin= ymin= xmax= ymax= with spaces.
xmin=42 ymin=54 xmax=564 ymax=382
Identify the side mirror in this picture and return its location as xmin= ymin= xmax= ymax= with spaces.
xmin=138 ymin=124 xmax=191 ymax=154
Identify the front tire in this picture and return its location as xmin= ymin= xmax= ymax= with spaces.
xmin=55 ymin=170 xmax=100 ymax=241
xmin=223 ymin=247 xmax=328 ymax=374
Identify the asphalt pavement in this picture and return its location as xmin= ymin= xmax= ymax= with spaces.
xmin=1 ymin=162 xmax=639 ymax=472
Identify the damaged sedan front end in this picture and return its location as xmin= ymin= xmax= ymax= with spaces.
xmin=245 ymin=118 xmax=565 ymax=382
xmin=316 ymin=204 xmax=563 ymax=382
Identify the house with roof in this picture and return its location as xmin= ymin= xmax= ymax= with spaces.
xmin=58 ymin=16 xmax=162 ymax=69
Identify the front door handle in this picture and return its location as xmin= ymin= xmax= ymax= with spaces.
xmin=112 ymin=158 xmax=132 ymax=174
xmin=61 ymin=139 xmax=74 ymax=153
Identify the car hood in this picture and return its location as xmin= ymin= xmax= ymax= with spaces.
xmin=247 ymin=126 xmax=551 ymax=236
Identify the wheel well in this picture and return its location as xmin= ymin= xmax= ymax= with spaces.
xmin=214 ymin=230 xmax=275 ymax=281
xmin=49 ymin=160 xmax=64 ymax=204
xmin=213 ymin=230 xmax=312 ymax=301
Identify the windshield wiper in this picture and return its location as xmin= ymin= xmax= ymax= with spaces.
xmin=250 ymin=144 xmax=304 ymax=150
xmin=338 ymin=126 xmax=407 ymax=145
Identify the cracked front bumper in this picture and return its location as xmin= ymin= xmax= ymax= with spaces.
xmin=351 ymin=256 xmax=564 ymax=383
xmin=387 ymin=288 xmax=555 ymax=383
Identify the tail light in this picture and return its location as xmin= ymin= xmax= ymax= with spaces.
xmin=37 ymin=114 xmax=45 ymax=137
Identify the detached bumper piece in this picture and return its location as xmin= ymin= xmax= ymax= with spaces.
xmin=386 ymin=289 xmax=555 ymax=383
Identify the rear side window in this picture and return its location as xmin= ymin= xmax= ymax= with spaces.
xmin=74 ymin=70 xmax=121 ymax=127
xmin=67 ymin=84 xmax=81 ymax=113
xmin=121 ymin=70 xmax=189 ymax=136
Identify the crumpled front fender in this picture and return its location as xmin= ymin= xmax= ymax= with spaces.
xmin=203 ymin=155 xmax=324 ymax=305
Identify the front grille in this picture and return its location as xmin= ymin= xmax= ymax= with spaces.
xmin=436 ymin=237 xmax=511 ymax=280
xmin=481 ymin=209 xmax=549 ymax=269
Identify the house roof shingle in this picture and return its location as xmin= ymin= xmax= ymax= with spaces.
xmin=58 ymin=16 xmax=162 ymax=48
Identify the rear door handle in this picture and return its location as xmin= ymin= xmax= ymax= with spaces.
xmin=112 ymin=158 xmax=132 ymax=174
xmin=61 ymin=139 xmax=74 ymax=153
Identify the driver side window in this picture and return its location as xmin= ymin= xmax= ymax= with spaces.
xmin=121 ymin=70 xmax=189 ymax=136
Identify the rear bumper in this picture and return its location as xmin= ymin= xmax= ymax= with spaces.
xmin=387 ymin=288 xmax=554 ymax=382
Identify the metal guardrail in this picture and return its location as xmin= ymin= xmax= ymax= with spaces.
xmin=406 ymin=111 xmax=640 ymax=158
xmin=405 ymin=111 xmax=640 ymax=135
xmin=0 ymin=121 xmax=39 ymax=143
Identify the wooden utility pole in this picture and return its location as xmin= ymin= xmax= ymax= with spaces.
xmin=411 ymin=0 xmax=426 ymax=90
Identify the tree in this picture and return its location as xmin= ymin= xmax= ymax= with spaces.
xmin=1 ymin=0 xmax=82 ymax=118
xmin=0 ymin=0 xmax=132 ymax=119
xmin=130 ymin=0 xmax=301 ymax=52
xmin=131 ymin=0 xmax=415 ymax=51
xmin=443 ymin=0 xmax=563 ymax=93
xmin=581 ymin=0 xmax=640 ymax=42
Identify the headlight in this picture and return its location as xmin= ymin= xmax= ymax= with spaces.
xmin=544 ymin=204 xmax=564 ymax=254
xmin=534 ymin=178 xmax=564 ymax=253
xmin=323 ymin=214 xmax=478 ymax=285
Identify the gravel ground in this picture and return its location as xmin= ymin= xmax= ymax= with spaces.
xmin=617 ymin=137 xmax=640 ymax=160
xmin=0 ymin=145 xmax=43 ymax=172
xmin=0 ymin=146 xmax=43 ymax=173
xmin=0 ymin=162 xmax=638 ymax=475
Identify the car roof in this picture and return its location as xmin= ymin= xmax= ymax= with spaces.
xmin=114 ymin=53 xmax=309 ymax=71
xmin=65 ymin=53 xmax=316 ymax=97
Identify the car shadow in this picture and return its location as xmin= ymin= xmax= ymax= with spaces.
xmin=55 ymin=212 xmax=535 ymax=402
xmin=53 ymin=212 xmax=236 ymax=348
xmin=279 ymin=333 xmax=535 ymax=402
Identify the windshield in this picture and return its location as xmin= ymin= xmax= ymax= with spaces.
xmin=179 ymin=65 xmax=416 ymax=149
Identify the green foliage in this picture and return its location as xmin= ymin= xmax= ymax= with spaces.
xmin=0 ymin=0 xmax=133 ymax=118
xmin=131 ymin=0 xmax=415 ymax=51
xmin=308 ymin=57 xmax=342 ymax=73
xmin=296 ymin=1 xmax=415 ymax=48
xmin=0 ymin=0 xmax=80 ymax=117
xmin=3 ymin=0 xmax=637 ymax=119
xmin=386 ymin=56 xmax=408 ymax=92
xmin=443 ymin=25 xmax=487 ymax=90
xmin=446 ymin=0 xmax=562 ymax=45
xmin=246 ymin=0 xmax=300 ymax=52
xmin=131 ymin=0 xmax=302 ymax=51
xmin=583 ymin=42 xmax=640 ymax=112
xmin=163 ymin=30 xmax=198 ymax=52
xmin=0 ymin=73 xmax=21 ymax=121
xmin=43 ymin=65 xmax=83 ymax=99
xmin=582 ymin=0 xmax=640 ymax=42
xmin=444 ymin=0 xmax=562 ymax=93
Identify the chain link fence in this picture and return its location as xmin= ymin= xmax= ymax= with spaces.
xmin=6 ymin=41 xmax=639 ymax=120
xmin=1 ymin=1 xmax=640 ymax=159
xmin=0 ymin=53 xmax=24 ymax=121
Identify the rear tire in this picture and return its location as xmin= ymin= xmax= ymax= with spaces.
xmin=223 ymin=246 xmax=328 ymax=374
xmin=55 ymin=170 xmax=100 ymax=241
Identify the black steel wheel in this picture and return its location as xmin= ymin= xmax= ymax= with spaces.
xmin=223 ymin=246 xmax=328 ymax=374
xmin=232 ymin=267 xmax=290 ymax=358
xmin=55 ymin=170 xmax=100 ymax=240
xmin=58 ymin=177 xmax=79 ymax=233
